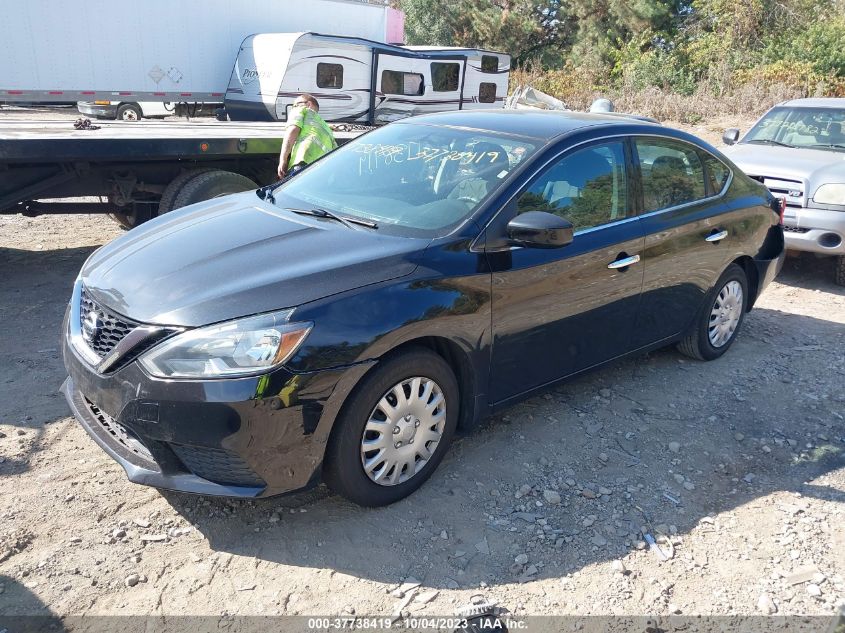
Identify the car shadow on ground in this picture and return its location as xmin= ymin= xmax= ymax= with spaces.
xmin=160 ymin=305 xmax=845 ymax=590
xmin=777 ymin=252 xmax=844 ymax=296
xmin=0 ymin=246 xmax=97 ymax=479
xmin=0 ymin=573 xmax=65 ymax=629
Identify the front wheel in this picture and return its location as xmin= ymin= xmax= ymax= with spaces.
xmin=834 ymin=254 xmax=845 ymax=287
xmin=116 ymin=103 xmax=141 ymax=121
xmin=677 ymin=263 xmax=748 ymax=361
xmin=324 ymin=348 xmax=459 ymax=506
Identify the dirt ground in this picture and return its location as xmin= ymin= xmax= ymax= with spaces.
xmin=1 ymin=106 xmax=844 ymax=627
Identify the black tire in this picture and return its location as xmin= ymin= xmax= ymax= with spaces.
xmin=169 ymin=170 xmax=258 ymax=211
xmin=835 ymin=255 xmax=845 ymax=287
xmin=677 ymin=263 xmax=748 ymax=361
xmin=158 ymin=168 xmax=217 ymax=214
xmin=323 ymin=348 xmax=459 ymax=507
xmin=116 ymin=103 xmax=141 ymax=121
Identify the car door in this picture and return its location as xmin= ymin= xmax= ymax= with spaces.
xmin=631 ymin=137 xmax=739 ymax=346
xmin=487 ymin=140 xmax=646 ymax=402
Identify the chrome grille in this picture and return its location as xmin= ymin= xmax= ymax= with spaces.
xmin=79 ymin=288 xmax=138 ymax=358
xmin=749 ymin=175 xmax=805 ymax=208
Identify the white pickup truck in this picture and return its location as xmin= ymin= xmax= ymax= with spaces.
xmin=723 ymin=98 xmax=845 ymax=285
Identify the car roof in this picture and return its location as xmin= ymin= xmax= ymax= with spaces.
xmin=778 ymin=97 xmax=845 ymax=109
xmin=399 ymin=109 xmax=661 ymax=140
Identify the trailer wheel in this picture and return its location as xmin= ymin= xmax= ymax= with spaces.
xmin=170 ymin=170 xmax=258 ymax=211
xmin=158 ymin=168 xmax=217 ymax=214
xmin=116 ymin=103 xmax=142 ymax=121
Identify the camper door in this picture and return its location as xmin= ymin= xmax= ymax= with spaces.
xmin=373 ymin=53 xmax=465 ymax=124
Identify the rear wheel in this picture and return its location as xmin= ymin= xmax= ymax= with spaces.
xmin=116 ymin=103 xmax=141 ymax=121
xmin=158 ymin=168 xmax=216 ymax=214
xmin=324 ymin=348 xmax=459 ymax=506
xmin=835 ymin=255 xmax=845 ymax=287
xmin=677 ymin=263 xmax=748 ymax=361
xmin=169 ymin=170 xmax=258 ymax=211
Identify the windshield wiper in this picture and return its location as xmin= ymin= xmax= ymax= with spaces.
xmin=746 ymin=139 xmax=795 ymax=148
xmin=809 ymin=143 xmax=845 ymax=151
xmin=285 ymin=207 xmax=378 ymax=229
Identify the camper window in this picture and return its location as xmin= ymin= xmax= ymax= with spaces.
xmin=317 ymin=63 xmax=344 ymax=89
xmin=382 ymin=70 xmax=424 ymax=96
xmin=479 ymin=82 xmax=497 ymax=103
xmin=481 ymin=55 xmax=499 ymax=73
xmin=431 ymin=62 xmax=460 ymax=92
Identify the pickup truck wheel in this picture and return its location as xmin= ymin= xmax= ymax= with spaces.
xmin=158 ymin=168 xmax=216 ymax=214
xmin=835 ymin=255 xmax=845 ymax=287
xmin=323 ymin=348 xmax=459 ymax=507
xmin=170 ymin=170 xmax=258 ymax=211
xmin=116 ymin=103 xmax=141 ymax=121
xmin=677 ymin=263 xmax=748 ymax=361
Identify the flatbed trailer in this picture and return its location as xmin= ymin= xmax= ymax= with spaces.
xmin=0 ymin=119 xmax=359 ymax=227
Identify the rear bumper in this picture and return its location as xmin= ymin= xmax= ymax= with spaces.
xmin=782 ymin=206 xmax=845 ymax=255
xmin=750 ymin=224 xmax=786 ymax=307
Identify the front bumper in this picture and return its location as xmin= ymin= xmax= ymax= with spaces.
xmin=61 ymin=319 xmax=369 ymax=498
xmin=782 ymin=206 xmax=845 ymax=255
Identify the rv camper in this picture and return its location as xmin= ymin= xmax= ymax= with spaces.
xmin=223 ymin=32 xmax=510 ymax=123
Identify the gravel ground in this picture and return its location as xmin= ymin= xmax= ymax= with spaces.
xmin=1 ymin=107 xmax=844 ymax=627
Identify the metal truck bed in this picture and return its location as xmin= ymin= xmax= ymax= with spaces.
xmin=0 ymin=119 xmax=359 ymax=162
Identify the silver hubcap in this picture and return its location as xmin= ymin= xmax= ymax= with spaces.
xmin=709 ymin=280 xmax=743 ymax=347
xmin=360 ymin=377 xmax=446 ymax=486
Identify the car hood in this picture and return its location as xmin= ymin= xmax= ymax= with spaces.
xmin=724 ymin=143 xmax=845 ymax=182
xmin=81 ymin=192 xmax=429 ymax=327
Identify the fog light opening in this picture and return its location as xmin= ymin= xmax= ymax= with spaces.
xmin=818 ymin=233 xmax=842 ymax=249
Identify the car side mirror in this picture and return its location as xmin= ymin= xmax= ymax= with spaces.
xmin=507 ymin=211 xmax=573 ymax=248
xmin=723 ymin=128 xmax=740 ymax=145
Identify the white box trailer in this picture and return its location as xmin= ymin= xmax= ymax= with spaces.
xmin=224 ymin=33 xmax=510 ymax=123
xmin=0 ymin=0 xmax=402 ymax=106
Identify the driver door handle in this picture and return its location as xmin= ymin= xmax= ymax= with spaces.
xmin=705 ymin=229 xmax=729 ymax=243
xmin=607 ymin=254 xmax=641 ymax=270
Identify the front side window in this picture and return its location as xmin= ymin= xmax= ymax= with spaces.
xmin=744 ymin=106 xmax=845 ymax=151
xmin=316 ymin=63 xmax=343 ymax=89
xmin=516 ymin=141 xmax=629 ymax=232
xmin=431 ymin=62 xmax=460 ymax=92
xmin=636 ymin=139 xmax=706 ymax=212
xmin=479 ymin=82 xmax=497 ymax=104
xmin=275 ymin=122 xmax=537 ymax=237
xmin=382 ymin=70 xmax=424 ymax=96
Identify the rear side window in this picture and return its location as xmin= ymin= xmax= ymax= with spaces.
xmin=481 ymin=55 xmax=499 ymax=73
xmin=703 ymin=153 xmax=731 ymax=194
xmin=636 ymin=139 xmax=707 ymax=212
xmin=479 ymin=82 xmax=497 ymax=103
xmin=316 ymin=63 xmax=343 ymax=89
xmin=382 ymin=70 xmax=424 ymax=96
xmin=431 ymin=62 xmax=460 ymax=92
xmin=517 ymin=141 xmax=629 ymax=232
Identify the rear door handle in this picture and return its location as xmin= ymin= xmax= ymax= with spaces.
xmin=705 ymin=230 xmax=728 ymax=243
xmin=607 ymin=254 xmax=641 ymax=270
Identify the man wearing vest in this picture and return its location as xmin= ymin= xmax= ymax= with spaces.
xmin=276 ymin=94 xmax=338 ymax=179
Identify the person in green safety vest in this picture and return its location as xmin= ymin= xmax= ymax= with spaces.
xmin=276 ymin=94 xmax=338 ymax=180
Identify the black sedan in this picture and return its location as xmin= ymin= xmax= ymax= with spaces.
xmin=62 ymin=110 xmax=785 ymax=506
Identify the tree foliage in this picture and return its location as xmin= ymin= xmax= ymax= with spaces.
xmin=398 ymin=0 xmax=845 ymax=97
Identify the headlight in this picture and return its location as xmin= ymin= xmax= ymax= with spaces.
xmin=813 ymin=183 xmax=845 ymax=205
xmin=139 ymin=310 xmax=311 ymax=379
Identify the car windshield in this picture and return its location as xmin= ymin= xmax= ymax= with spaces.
xmin=743 ymin=106 xmax=845 ymax=151
xmin=272 ymin=122 xmax=539 ymax=237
